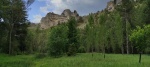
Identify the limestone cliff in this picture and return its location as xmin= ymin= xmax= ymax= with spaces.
xmin=40 ymin=9 xmax=80 ymax=29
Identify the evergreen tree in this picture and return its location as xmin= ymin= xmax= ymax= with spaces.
xmin=67 ymin=17 xmax=78 ymax=56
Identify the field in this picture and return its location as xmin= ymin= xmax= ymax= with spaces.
xmin=0 ymin=53 xmax=150 ymax=67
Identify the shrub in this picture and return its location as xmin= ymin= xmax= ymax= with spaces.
xmin=35 ymin=53 xmax=47 ymax=59
xmin=67 ymin=43 xmax=77 ymax=56
xmin=78 ymin=46 xmax=86 ymax=53
xmin=48 ymin=24 xmax=68 ymax=57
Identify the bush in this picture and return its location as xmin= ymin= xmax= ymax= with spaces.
xmin=49 ymin=44 xmax=63 ymax=57
xmin=78 ymin=46 xmax=86 ymax=53
xmin=145 ymin=48 xmax=150 ymax=54
xmin=67 ymin=43 xmax=77 ymax=56
xmin=35 ymin=53 xmax=47 ymax=59
xmin=48 ymin=24 xmax=68 ymax=57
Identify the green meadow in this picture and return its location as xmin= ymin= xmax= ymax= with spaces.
xmin=0 ymin=53 xmax=150 ymax=67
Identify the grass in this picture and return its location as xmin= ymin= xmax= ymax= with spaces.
xmin=0 ymin=53 xmax=150 ymax=67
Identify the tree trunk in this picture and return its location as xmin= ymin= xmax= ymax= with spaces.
xmin=131 ymin=45 xmax=134 ymax=54
xmin=9 ymin=2 xmax=13 ymax=55
xmin=104 ymin=49 xmax=105 ymax=58
xmin=126 ymin=20 xmax=129 ymax=54
xmin=103 ymin=44 xmax=105 ymax=58
xmin=139 ymin=52 xmax=142 ymax=63
xmin=124 ymin=8 xmax=129 ymax=54
xmin=126 ymin=36 xmax=129 ymax=54
xmin=92 ymin=45 xmax=93 ymax=57
xmin=8 ymin=23 xmax=14 ymax=55
xmin=9 ymin=23 xmax=14 ymax=54
xmin=9 ymin=29 xmax=12 ymax=54
xmin=122 ymin=44 xmax=124 ymax=54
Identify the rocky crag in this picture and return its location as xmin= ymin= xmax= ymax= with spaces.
xmin=39 ymin=0 xmax=121 ymax=29
xmin=40 ymin=9 xmax=81 ymax=29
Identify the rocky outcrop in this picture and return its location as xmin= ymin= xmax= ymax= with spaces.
xmin=40 ymin=9 xmax=80 ymax=29
xmin=107 ymin=1 xmax=115 ymax=12
xmin=106 ymin=0 xmax=123 ymax=12
xmin=39 ymin=0 xmax=121 ymax=29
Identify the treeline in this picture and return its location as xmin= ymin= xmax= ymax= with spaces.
xmin=79 ymin=0 xmax=150 ymax=54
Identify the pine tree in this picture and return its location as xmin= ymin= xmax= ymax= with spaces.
xmin=67 ymin=17 xmax=78 ymax=56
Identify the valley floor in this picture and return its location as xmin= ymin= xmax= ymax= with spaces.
xmin=0 ymin=53 xmax=150 ymax=67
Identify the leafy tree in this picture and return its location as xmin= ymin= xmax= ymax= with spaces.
xmin=88 ymin=15 xmax=95 ymax=56
xmin=48 ymin=24 xmax=68 ymax=57
xmin=84 ymin=14 xmax=97 ymax=57
xmin=129 ymin=25 xmax=150 ymax=63
xmin=77 ymin=29 xmax=86 ymax=53
xmin=25 ymin=29 xmax=34 ymax=53
xmin=98 ymin=12 xmax=108 ymax=58
xmin=110 ymin=11 xmax=124 ymax=53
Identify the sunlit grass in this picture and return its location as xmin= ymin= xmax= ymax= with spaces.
xmin=0 ymin=53 xmax=150 ymax=67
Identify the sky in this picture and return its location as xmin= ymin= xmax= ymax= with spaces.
xmin=27 ymin=0 xmax=110 ymax=23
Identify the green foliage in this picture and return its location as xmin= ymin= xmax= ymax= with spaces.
xmin=67 ymin=43 xmax=77 ymax=56
xmin=129 ymin=25 xmax=150 ymax=63
xmin=132 ymin=1 xmax=147 ymax=27
xmin=0 ymin=23 xmax=8 ymax=53
xmin=35 ymin=53 xmax=47 ymax=59
xmin=144 ymin=0 xmax=150 ymax=24
xmin=129 ymin=25 xmax=150 ymax=52
xmin=0 ymin=0 xmax=34 ymax=54
xmin=84 ymin=14 xmax=97 ymax=53
xmin=48 ymin=24 xmax=68 ymax=57
xmin=25 ymin=29 xmax=35 ymax=53
xmin=78 ymin=46 xmax=86 ymax=53
xmin=99 ymin=12 xmax=108 ymax=47
xmin=67 ymin=17 xmax=78 ymax=56
xmin=34 ymin=26 xmax=49 ymax=53
xmin=110 ymin=11 xmax=124 ymax=53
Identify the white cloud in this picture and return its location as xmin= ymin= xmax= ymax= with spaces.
xmin=32 ymin=14 xmax=42 ymax=23
xmin=39 ymin=0 xmax=110 ymax=15
xmin=40 ymin=6 xmax=49 ymax=14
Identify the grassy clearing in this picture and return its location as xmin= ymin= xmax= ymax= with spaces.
xmin=0 ymin=53 xmax=150 ymax=67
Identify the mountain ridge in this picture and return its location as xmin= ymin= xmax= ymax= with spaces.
xmin=30 ymin=0 xmax=120 ymax=29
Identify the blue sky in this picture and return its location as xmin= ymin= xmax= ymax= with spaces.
xmin=27 ymin=0 xmax=110 ymax=23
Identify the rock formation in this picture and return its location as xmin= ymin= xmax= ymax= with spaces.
xmin=106 ymin=0 xmax=123 ymax=12
xmin=107 ymin=1 xmax=115 ymax=12
xmin=40 ymin=9 xmax=80 ymax=29
xmin=39 ymin=0 xmax=120 ymax=29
